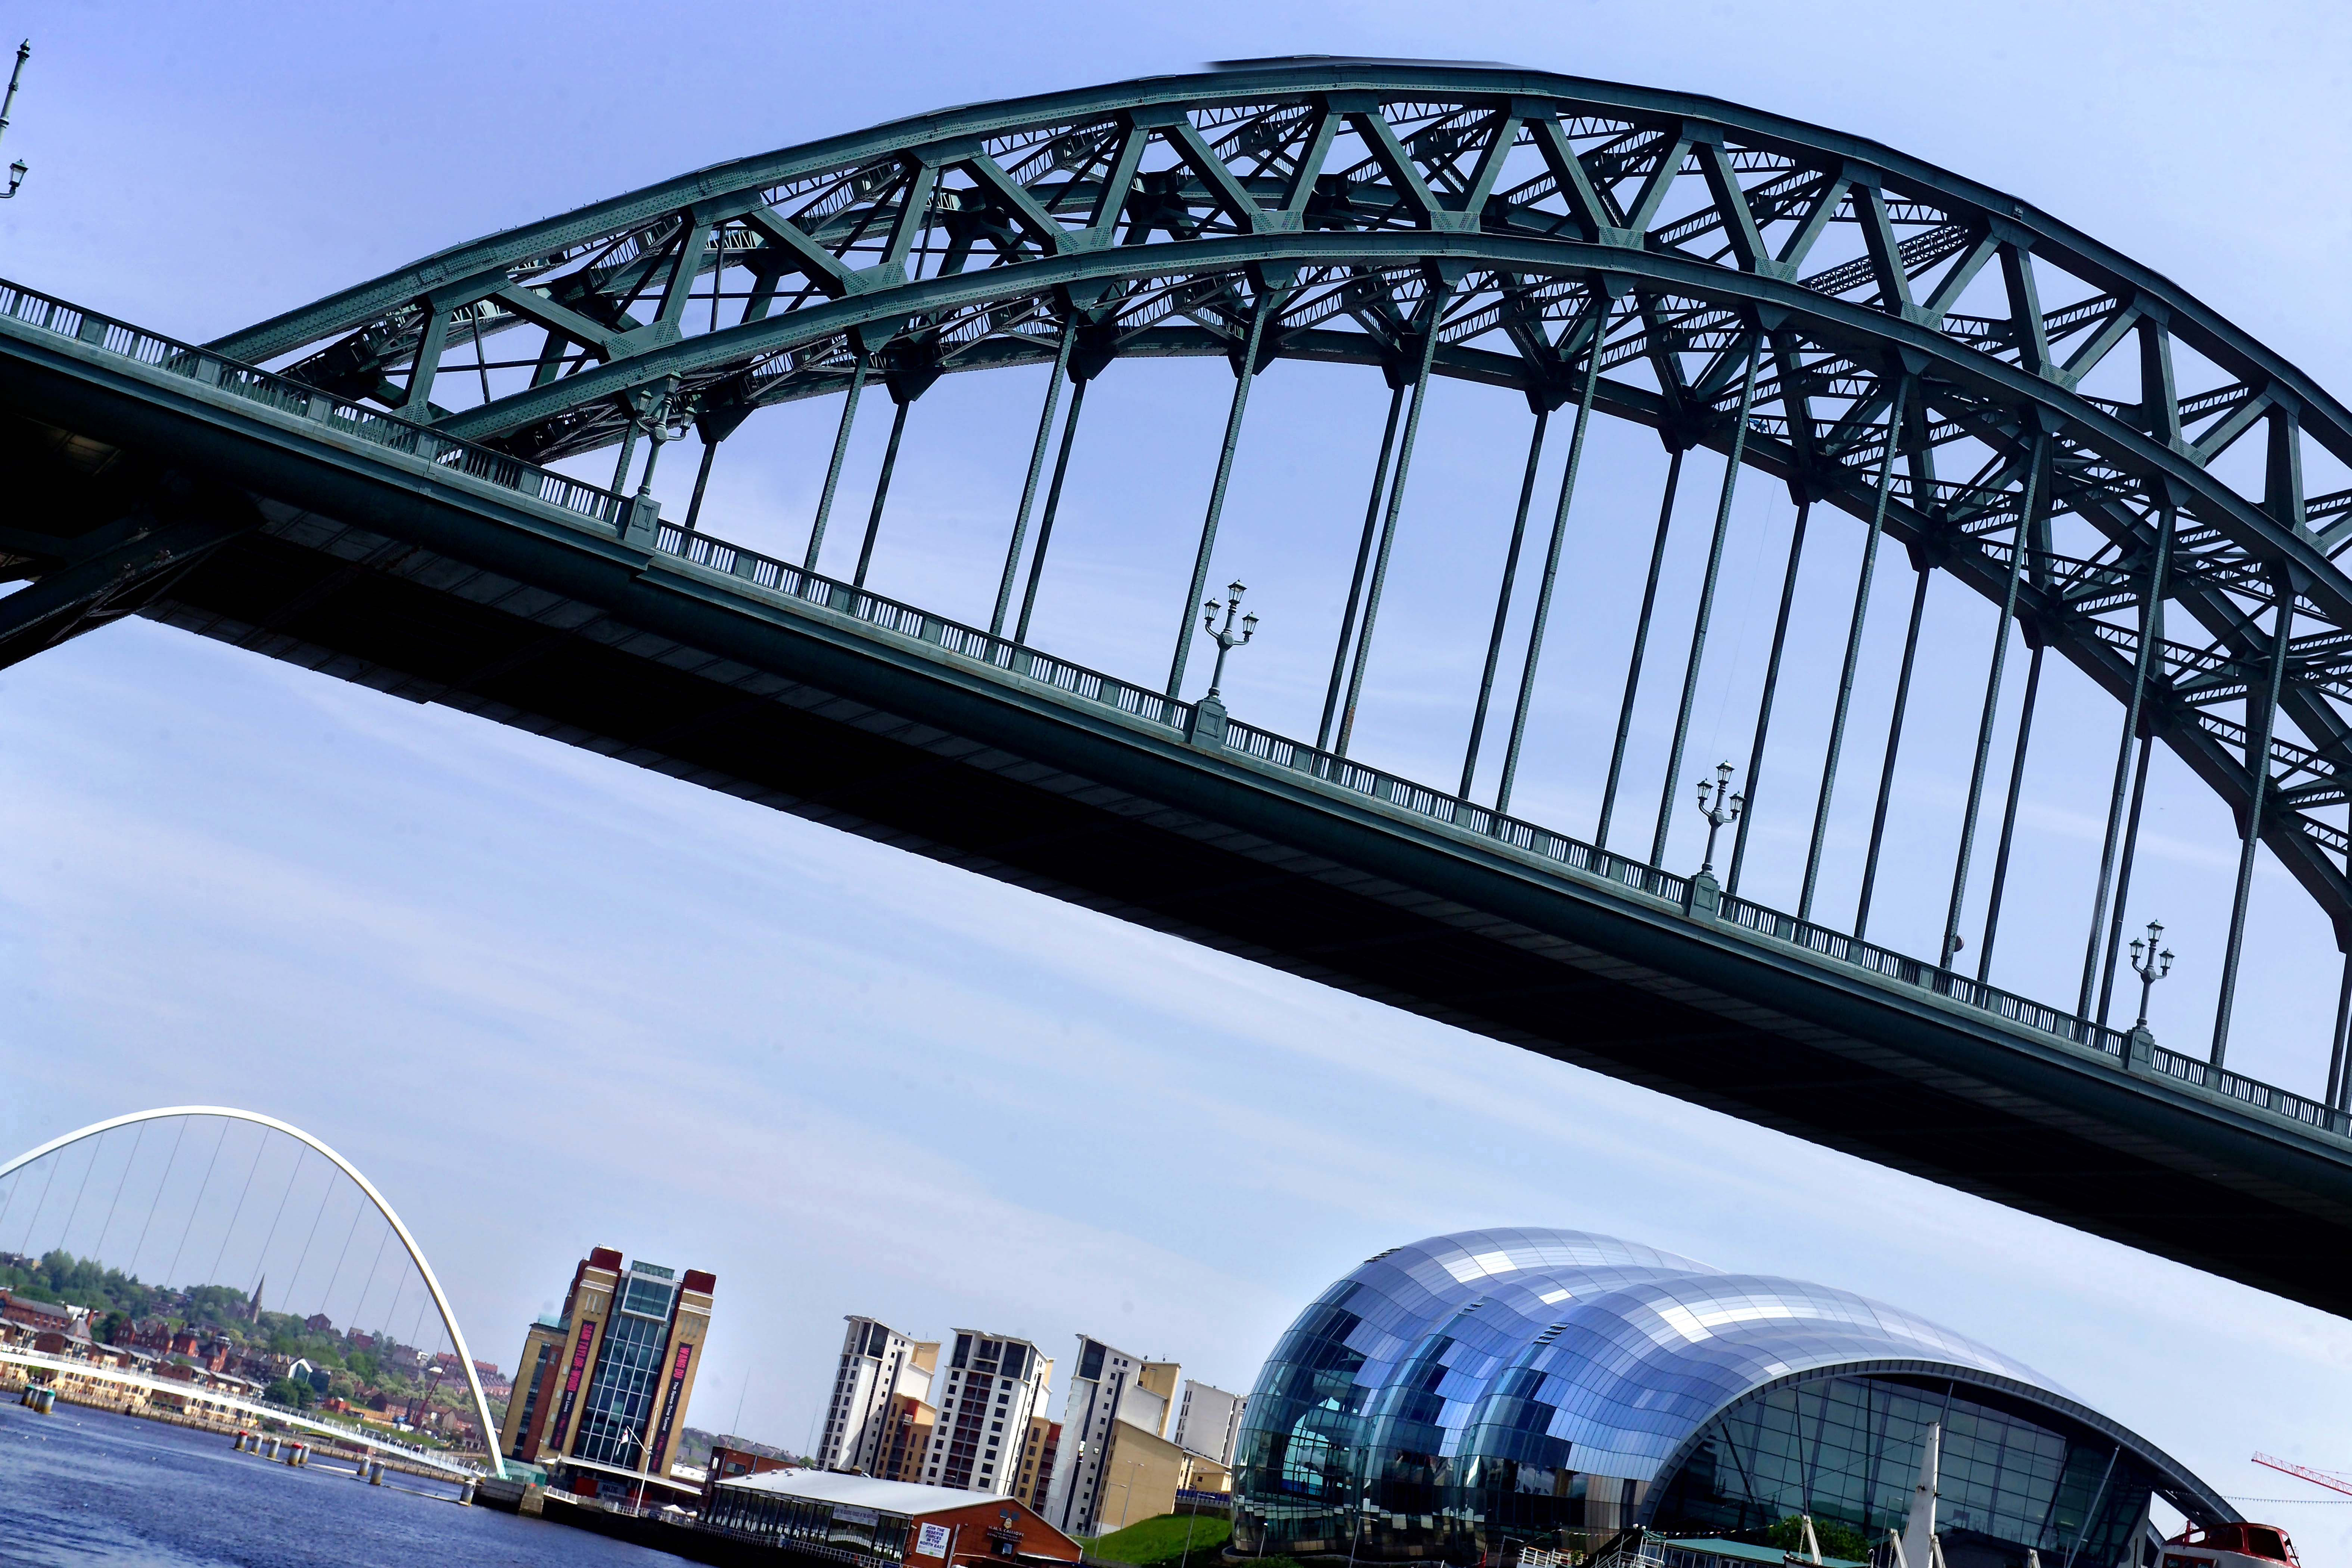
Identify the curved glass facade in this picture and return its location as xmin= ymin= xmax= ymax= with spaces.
xmin=1232 ymin=1230 xmax=2225 ymax=1568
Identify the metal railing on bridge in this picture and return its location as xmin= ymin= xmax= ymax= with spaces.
xmin=0 ymin=279 xmax=626 ymax=531
xmin=4 ymin=273 xmax=2343 ymax=1147
xmin=0 ymin=1344 xmax=480 ymax=1474
xmin=659 ymin=519 xmax=2352 ymax=1139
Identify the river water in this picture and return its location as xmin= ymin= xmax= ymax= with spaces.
xmin=0 ymin=1400 xmax=682 ymax=1565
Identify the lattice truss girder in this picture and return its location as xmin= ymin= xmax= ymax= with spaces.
xmin=213 ymin=64 xmax=2352 ymax=934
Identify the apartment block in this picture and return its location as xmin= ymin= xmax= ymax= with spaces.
xmin=1042 ymin=1336 xmax=1180 ymax=1536
xmin=1013 ymin=1413 xmax=1063 ymax=1511
xmin=819 ymin=1317 xmax=939 ymax=1475
xmin=877 ymin=1391 xmax=937 ymax=1483
xmin=1171 ymin=1380 xmax=1248 ymax=1468
xmin=920 ymin=1330 xmax=1052 ymax=1494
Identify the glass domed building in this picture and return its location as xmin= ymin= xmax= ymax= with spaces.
xmin=1231 ymin=1229 xmax=2228 ymax=1568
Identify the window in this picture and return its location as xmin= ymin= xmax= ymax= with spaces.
xmin=569 ymin=1311 xmax=670 ymax=1468
xmin=620 ymin=1276 xmax=675 ymax=1319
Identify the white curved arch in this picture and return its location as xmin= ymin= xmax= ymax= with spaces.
xmin=0 ymin=1106 xmax=504 ymax=1479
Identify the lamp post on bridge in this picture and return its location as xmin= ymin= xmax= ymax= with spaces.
xmin=2129 ymin=920 xmax=2174 ymax=1039
xmin=1 ymin=41 xmax=31 ymax=200
xmin=1201 ymin=580 xmax=1258 ymax=700
xmin=1695 ymin=760 xmax=1744 ymax=877
xmin=1187 ymin=580 xmax=1257 ymax=749
xmin=1683 ymin=761 xmax=1743 ymax=920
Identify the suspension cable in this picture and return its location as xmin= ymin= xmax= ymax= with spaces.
xmin=203 ymin=1123 xmax=272 ymax=1289
xmin=286 ymin=1155 xmax=339 ymax=1306
xmin=165 ymin=1117 xmax=230 ymax=1291
xmin=126 ymin=1113 xmax=190 ymax=1282
xmin=55 ymin=1125 xmax=104 ymax=1254
xmin=91 ymin=1119 xmax=148 ymax=1264
xmin=245 ymin=1147 xmax=311 ymax=1303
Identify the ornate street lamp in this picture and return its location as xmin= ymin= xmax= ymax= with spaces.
xmin=1693 ymin=760 xmax=1744 ymax=876
xmin=1198 ymin=579 xmax=1258 ymax=700
xmin=2129 ymin=920 xmax=2175 ymax=1032
xmin=1 ymin=41 xmax=31 ymax=200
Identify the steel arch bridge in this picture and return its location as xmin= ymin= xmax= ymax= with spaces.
xmin=0 ymin=1107 xmax=502 ymax=1478
xmin=5 ymin=60 xmax=2352 ymax=1309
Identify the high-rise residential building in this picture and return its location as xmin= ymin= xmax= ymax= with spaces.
xmin=919 ymin=1330 xmax=1052 ymax=1495
xmin=819 ymin=1317 xmax=939 ymax=1474
xmin=1013 ymin=1413 xmax=1063 ymax=1510
xmin=1171 ymin=1380 xmax=1247 ymax=1467
xmin=497 ymin=1247 xmax=716 ymax=1506
xmin=1042 ymin=1336 xmax=1180 ymax=1537
xmin=877 ymin=1391 xmax=937 ymax=1483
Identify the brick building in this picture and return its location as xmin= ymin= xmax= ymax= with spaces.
xmin=702 ymin=1471 xmax=1082 ymax=1568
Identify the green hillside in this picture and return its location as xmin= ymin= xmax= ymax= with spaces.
xmin=1085 ymin=1512 xmax=1237 ymax=1568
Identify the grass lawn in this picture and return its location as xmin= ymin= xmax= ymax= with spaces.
xmin=1086 ymin=1512 xmax=1236 ymax=1568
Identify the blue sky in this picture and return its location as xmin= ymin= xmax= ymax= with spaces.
xmin=3 ymin=0 xmax=2352 ymax=1547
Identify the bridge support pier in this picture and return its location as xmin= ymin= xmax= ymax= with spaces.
xmin=1683 ymin=867 xmax=1722 ymax=921
xmin=1188 ymin=693 xmax=1229 ymax=749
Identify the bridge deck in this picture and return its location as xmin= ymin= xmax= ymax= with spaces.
xmin=5 ymin=281 xmax=2351 ymax=1315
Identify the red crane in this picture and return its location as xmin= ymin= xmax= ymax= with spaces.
xmin=2252 ymin=1454 xmax=2352 ymax=1498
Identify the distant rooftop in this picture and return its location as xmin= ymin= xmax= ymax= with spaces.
xmin=1207 ymin=55 xmax=1521 ymax=69
xmin=714 ymin=1468 xmax=1045 ymax=1519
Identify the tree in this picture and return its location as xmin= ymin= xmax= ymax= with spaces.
xmin=265 ymin=1377 xmax=315 ymax=1410
xmin=1766 ymin=1515 xmax=1872 ymax=1564
xmin=1 ymin=1250 xmax=159 ymax=1319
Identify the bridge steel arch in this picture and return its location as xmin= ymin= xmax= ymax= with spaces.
xmin=7 ymin=64 xmax=2352 ymax=1311
xmin=217 ymin=60 xmax=2352 ymax=1063
xmin=0 ymin=1107 xmax=505 ymax=1479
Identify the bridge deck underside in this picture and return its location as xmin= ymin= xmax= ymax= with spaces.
xmin=1 ymin=320 xmax=2347 ymax=1315
xmin=127 ymin=514 xmax=2352 ymax=1313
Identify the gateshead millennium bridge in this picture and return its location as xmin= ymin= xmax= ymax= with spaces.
xmin=4 ymin=60 xmax=2351 ymax=1310
xmin=0 ymin=1108 xmax=500 ymax=1478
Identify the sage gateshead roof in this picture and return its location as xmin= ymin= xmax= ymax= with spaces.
xmin=1230 ymin=1229 xmax=2227 ymax=1568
